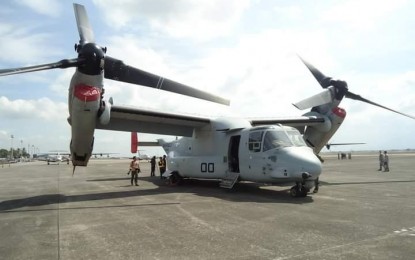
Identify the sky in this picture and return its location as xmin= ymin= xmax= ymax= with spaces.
xmin=1 ymin=0 xmax=415 ymax=157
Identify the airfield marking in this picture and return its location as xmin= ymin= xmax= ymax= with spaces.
xmin=393 ymin=227 xmax=415 ymax=236
xmin=273 ymin=228 xmax=413 ymax=260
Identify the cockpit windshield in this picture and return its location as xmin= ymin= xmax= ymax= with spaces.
xmin=262 ymin=128 xmax=306 ymax=151
xmin=263 ymin=130 xmax=292 ymax=151
xmin=286 ymin=130 xmax=307 ymax=147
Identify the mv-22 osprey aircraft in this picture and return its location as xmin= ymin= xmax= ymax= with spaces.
xmin=1 ymin=4 xmax=414 ymax=197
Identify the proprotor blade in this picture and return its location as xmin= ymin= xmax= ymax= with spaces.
xmin=298 ymin=56 xmax=332 ymax=88
xmin=345 ymin=91 xmax=415 ymax=119
xmin=104 ymin=56 xmax=230 ymax=105
xmin=0 ymin=58 xmax=81 ymax=76
xmin=299 ymin=56 xmax=415 ymax=120
xmin=73 ymin=3 xmax=95 ymax=45
xmin=293 ymin=88 xmax=333 ymax=110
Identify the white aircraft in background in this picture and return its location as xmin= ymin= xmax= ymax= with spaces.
xmin=37 ymin=152 xmax=70 ymax=165
xmin=1 ymin=4 xmax=414 ymax=197
xmin=47 ymin=154 xmax=63 ymax=164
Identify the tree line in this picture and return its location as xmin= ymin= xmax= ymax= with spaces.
xmin=0 ymin=148 xmax=30 ymax=158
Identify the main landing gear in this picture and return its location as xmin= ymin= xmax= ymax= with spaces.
xmin=167 ymin=172 xmax=183 ymax=186
xmin=290 ymin=183 xmax=309 ymax=197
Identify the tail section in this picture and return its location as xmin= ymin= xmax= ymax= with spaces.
xmin=131 ymin=132 xmax=138 ymax=153
xmin=129 ymin=133 xmax=171 ymax=154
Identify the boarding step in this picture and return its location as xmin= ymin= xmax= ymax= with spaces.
xmin=219 ymin=172 xmax=240 ymax=189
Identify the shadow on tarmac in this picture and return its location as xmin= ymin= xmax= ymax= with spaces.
xmin=0 ymin=177 xmax=313 ymax=212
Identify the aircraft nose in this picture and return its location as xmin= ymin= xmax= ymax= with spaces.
xmin=289 ymin=148 xmax=322 ymax=178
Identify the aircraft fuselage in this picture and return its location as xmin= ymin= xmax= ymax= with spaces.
xmin=164 ymin=122 xmax=321 ymax=190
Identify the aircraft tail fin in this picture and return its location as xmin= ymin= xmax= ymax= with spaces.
xmin=131 ymin=132 xmax=138 ymax=154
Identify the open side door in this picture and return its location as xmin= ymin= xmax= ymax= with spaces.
xmin=228 ymin=135 xmax=240 ymax=173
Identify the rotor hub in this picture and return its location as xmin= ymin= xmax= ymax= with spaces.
xmin=331 ymin=79 xmax=348 ymax=100
xmin=77 ymin=43 xmax=105 ymax=75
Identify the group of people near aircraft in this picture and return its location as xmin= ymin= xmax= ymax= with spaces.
xmin=128 ymin=155 xmax=167 ymax=186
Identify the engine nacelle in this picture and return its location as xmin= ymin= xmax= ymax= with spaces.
xmin=303 ymin=107 xmax=346 ymax=153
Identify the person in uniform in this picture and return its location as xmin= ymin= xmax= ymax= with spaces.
xmin=150 ymin=156 xmax=156 ymax=177
xmin=383 ymin=151 xmax=389 ymax=172
xmin=378 ymin=150 xmax=384 ymax=171
xmin=158 ymin=156 xmax=166 ymax=179
xmin=130 ymin=156 xmax=140 ymax=186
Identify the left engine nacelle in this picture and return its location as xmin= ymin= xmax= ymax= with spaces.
xmin=303 ymin=107 xmax=346 ymax=153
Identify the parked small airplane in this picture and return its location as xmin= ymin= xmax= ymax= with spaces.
xmin=1 ymin=4 xmax=414 ymax=197
xmin=37 ymin=152 xmax=70 ymax=165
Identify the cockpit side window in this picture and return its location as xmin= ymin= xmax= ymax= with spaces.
xmin=263 ymin=130 xmax=292 ymax=151
xmin=248 ymin=131 xmax=263 ymax=152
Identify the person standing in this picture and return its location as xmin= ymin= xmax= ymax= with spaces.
xmin=383 ymin=151 xmax=389 ymax=172
xmin=378 ymin=150 xmax=384 ymax=171
xmin=150 ymin=156 xmax=156 ymax=177
xmin=158 ymin=156 xmax=166 ymax=179
xmin=130 ymin=156 xmax=140 ymax=186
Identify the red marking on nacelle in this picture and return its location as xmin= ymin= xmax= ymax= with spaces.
xmin=74 ymin=84 xmax=100 ymax=102
xmin=332 ymin=107 xmax=346 ymax=118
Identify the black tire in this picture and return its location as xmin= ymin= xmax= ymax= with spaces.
xmin=290 ymin=186 xmax=299 ymax=197
xmin=300 ymin=188 xmax=308 ymax=197
xmin=170 ymin=172 xmax=183 ymax=186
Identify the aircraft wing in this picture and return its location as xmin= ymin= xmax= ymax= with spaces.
xmin=250 ymin=116 xmax=326 ymax=127
xmin=96 ymin=105 xmax=211 ymax=137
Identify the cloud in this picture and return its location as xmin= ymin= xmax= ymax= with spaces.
xmin=0 ymin=96 xmax=67 ymax=121
xmin=93 ymin=0 xmax=250 ymax=41
xmin=0 ymin=25 xmax=58 ymax=65
xmin=322 ymin=0 xmax=407 ymax=31
xmin=15 ymin=0 xmax=63 ymax=17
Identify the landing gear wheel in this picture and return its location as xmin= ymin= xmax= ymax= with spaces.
xmin=290 ymin=186 xmax=299 ymax=197
xmin=299 ymin=188 xmax=308 ymax=197
xmin=169 ymin=172 xmax=183 ymax=186
xmin=290 ymin=185 xmax=308 ymax=197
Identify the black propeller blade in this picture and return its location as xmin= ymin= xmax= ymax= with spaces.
xmin=298 ymin=56 xmax=332 ymax=88
xmin=299 ymin=56 xmax=415 ymax=120
xmin=0 ymin=58 xmax=82 ymax=76
xmin=345 ymin=91 xmax=415 ymax=119
xmin=104 ymin=56 xmax=230 ymax=105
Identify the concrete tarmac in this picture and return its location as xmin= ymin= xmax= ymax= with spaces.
xmin=0 ymin=152 xmax=414 ymax=259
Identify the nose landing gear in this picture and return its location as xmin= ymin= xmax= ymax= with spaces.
xmin=290 ymin=172 xmax=312 ymax=197
xmin=290 ymin=183 xmax=309 ymax=197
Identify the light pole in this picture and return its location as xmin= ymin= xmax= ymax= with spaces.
xmin=10 ymin=135 xmax=14 ymax=159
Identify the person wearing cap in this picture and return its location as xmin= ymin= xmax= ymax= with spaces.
xmin=130 ymin=156 xmax=140 ymax=186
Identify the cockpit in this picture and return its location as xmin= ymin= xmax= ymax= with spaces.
xmin=248 ymin=125 xmax=306 ymax=152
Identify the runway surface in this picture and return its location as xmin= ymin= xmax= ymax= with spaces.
xmin=1 ymin=152 xmax=414 ymax=259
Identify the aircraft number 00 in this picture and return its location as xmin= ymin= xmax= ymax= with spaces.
xmin=201 ymin=163 xmax=214 ymax=173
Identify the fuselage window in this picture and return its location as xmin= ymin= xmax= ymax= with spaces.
xmin=248 ymin=131 xmax=264 ymax=152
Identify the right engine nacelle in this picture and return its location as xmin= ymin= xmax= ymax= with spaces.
xmin=303 ymin=107 xmax=346 ymax=153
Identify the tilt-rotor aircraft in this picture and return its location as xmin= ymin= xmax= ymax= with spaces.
xmin=1 ymin=4 xmax=414 ymax=197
